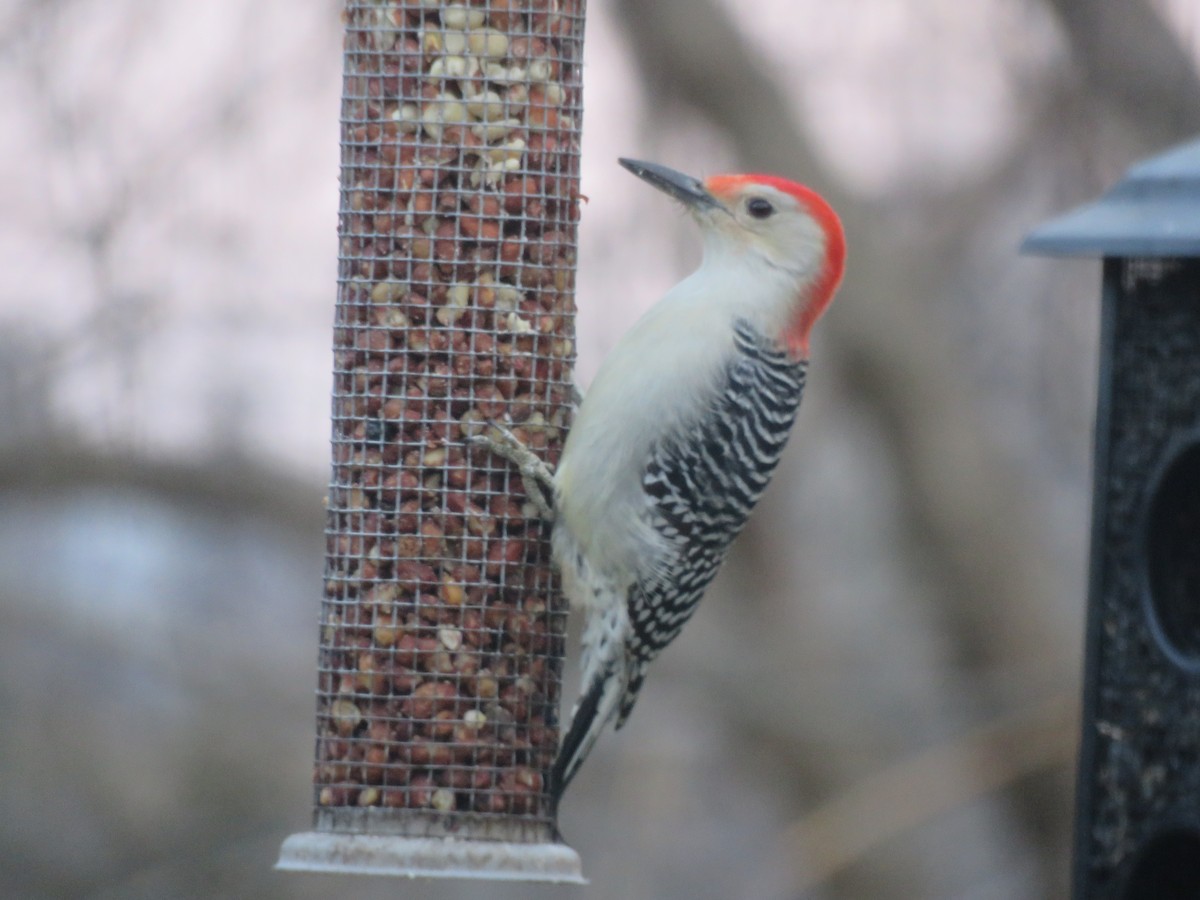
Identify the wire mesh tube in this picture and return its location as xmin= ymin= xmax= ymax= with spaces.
xmin=278 ymin=0 xmax=585 ymax=881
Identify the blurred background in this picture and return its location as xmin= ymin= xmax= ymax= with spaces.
xmin=2 ymin=0 xmax=1199 ymax=897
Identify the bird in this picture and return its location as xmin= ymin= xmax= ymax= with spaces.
xmin=474 ymin=157 xmax=845 ymax=806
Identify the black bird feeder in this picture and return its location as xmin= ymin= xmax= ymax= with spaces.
xmin=1024 ymin=136 xmax=1200 ymax=900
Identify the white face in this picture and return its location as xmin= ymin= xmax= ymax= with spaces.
xmin=698 ymin=182 xmax=828 ymax=283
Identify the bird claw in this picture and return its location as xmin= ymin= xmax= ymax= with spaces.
xmin=468 ymin=423 xmax=557 ymax=522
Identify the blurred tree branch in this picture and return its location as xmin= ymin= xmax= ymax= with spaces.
xmin=1045 ymin=0 xmax=1200 ymax=149
xmin=0 ymin=443 xmax=321 ymax=526
xmin=780 ymin=691 xmax=1077 ymax=894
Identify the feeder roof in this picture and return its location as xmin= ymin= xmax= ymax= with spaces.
xmin=1023 ymin=135 xmax=1200 ymax=257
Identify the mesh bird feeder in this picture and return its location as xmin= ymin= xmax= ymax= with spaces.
xmin=277 ymin=0 xmax=585 ymax=881
xmin=1024 ymin=136 xmax=1200 ymax=900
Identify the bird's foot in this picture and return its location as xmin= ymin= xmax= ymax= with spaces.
xmin=468 ymin=422 xmax=557 ymax=521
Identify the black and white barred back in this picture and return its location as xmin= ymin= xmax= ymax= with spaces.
xmin=618 ymin=318 xmax=807 ymax=724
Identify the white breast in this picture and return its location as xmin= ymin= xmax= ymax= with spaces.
xmin=552 ymin=252 xmax=799 ymax=597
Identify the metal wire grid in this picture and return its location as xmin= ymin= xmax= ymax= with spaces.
xmin=313 ymin=0 xmax=585 ymax=843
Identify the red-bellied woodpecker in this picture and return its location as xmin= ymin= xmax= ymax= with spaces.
xmin=474 ymin=158 xmax=845 ymax=805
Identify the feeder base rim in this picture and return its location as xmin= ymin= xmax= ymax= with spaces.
xmin=275 ymin=831 xmax=586 ymax=883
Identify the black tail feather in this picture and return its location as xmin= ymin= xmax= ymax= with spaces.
xmin=549 ymin=665 xmax=612 ymax=804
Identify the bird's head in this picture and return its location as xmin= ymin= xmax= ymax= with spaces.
xmin=619 ymin=158 xmax=845 ymax=359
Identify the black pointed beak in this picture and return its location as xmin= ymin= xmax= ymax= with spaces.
xmin=619 ymin=158 xmax=719 ymax=210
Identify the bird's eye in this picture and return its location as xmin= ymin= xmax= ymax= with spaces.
xmin=747 ymin=197 xmax=774 ymax=219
